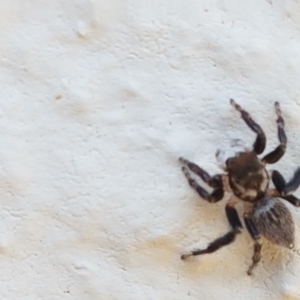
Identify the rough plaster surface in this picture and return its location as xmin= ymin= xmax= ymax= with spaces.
xmin=2 ymin=1 xmax=300 ymax=299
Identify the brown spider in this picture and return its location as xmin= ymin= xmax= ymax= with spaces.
xmin=180 ymin=100 xmax=300 ymax=275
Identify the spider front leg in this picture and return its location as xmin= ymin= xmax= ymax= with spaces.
xmin=262 ymin=102 xmax=287 ymax=164
xmin=181 ymin=198 xmax=242 ymax=259
xmin=179 ymin=157 xmax=224 ymax=203
xmin=230 ymin=99 xmax=266 ymax=155
xmin=271 ymin=169 xmax=300 ymax=206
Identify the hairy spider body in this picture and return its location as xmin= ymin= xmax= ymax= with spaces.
xmin=180 ymin=100 xmax=300 ymax=275
xmin=252 ymin=197 xmax=294 ymax=249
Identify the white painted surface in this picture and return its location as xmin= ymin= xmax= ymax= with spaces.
xmin=1 ymin=1 xmax=300 ymax=299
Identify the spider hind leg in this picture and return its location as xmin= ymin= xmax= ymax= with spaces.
xmin=244 ymin=216 xmax=262 ymax=276
xmin=181 ymin=201 xmax=242 ymax=260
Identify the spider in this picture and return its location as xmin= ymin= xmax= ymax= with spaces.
xmin=179 ymin=100 xmax=300 ymax=275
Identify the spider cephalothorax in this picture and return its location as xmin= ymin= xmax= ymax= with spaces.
xmin=227 ymin=151 xmax=270 ymax=202
xmin=180 ymin=100 xmax=300 ymax=275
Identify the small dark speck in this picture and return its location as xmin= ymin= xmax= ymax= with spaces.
xmin=55 ymin=95 xmax=62 ymax=100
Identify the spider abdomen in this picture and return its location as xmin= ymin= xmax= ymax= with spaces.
xmin=252 ymin=197 xmax=295 ymax=248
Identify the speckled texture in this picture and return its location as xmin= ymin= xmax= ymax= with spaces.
xmin=1 ymin=1 xmax=300 ymax=299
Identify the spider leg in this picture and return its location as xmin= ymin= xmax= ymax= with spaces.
xmin=262 ymin=102 xmax=287 ymax=164
xmin=179 ymin=157 xmax=224 ymax=203
xmin=271 ymin=169 xmax=300 ymax=206
xmin=230 ymin=99 xmax=266 ymax=155
xmin=244 ymin=215 xmax=262 ymax=276
xmin=181 ymin=199 xmax=242 ymax=259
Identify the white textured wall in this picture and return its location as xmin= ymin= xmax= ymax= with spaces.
xmin=1 ymin=1 xmax=300 ymax=299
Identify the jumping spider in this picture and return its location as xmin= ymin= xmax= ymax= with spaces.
xmin=180 ymin=100 xmax=300 ymax=275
